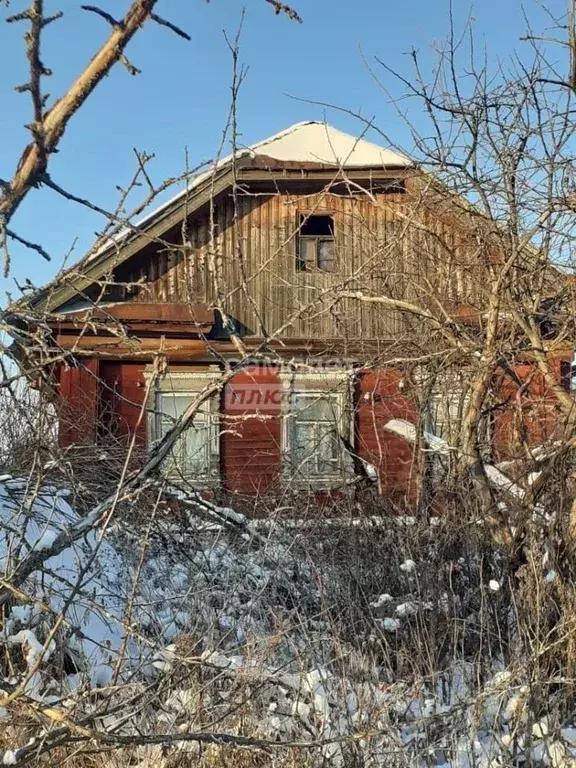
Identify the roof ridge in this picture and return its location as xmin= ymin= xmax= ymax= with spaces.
xmin=83 ymin=121 xmax=409 ymax=263
xmin=23 ymin=121 xmax=412 ymax=310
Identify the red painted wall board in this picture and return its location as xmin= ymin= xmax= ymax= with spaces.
xmin=57 ymin=359 xmax=100 ymax=447
xmin=221 ymin=367 xmax=282 ymax=494
xmin=355 ymin=369 xmax=419 ymax=505
xmin=99 ymin=362 xmax=147 ymax=446
xmin=492 ymin=359 xmax=570 ymax=462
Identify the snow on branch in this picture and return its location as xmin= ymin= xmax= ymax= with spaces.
xmin=384 ymin=418 xmax=528 ymax=502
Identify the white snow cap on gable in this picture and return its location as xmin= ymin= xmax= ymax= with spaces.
xmin=86 ymin=122 xmax=409 ymax=263
xmin=245 ymin=121 xmax=410 ymax=168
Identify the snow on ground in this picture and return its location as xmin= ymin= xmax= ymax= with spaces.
xmin=1 ymin=476 xmax=576 ymax=766
xmin=0 ymin=476 xmax=319 ymax=695
xmin=0 ymin=477 xmax=128 ymax=691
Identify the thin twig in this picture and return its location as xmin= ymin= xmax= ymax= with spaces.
xmin=150 ymin=12 xmax=191 ymax=40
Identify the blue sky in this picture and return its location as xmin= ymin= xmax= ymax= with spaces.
xmin=0 ymin=0 xmax=567 ymax=304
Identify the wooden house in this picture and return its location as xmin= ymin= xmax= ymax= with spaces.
xmin=9 ymin=122 xmax=574 ymax=508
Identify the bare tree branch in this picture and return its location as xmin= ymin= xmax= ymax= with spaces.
xmin=150 ymin=12 xmax=191 ymax=41
xmin=0 ymin=0 xmax=190 ymax=235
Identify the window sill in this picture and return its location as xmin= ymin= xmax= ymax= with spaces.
xmin=161 ymin=472 xmax=221 ymax=490
xmin=283 ymin=476 xmax=353 ymax=491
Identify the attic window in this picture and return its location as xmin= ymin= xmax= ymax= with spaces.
xmin=297 ymin=214 xmax=335 ymax=272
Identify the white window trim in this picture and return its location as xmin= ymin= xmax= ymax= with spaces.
xmin=145 ymin=369 xmax=222 ymax=487
xmin=426 ymin=390 xmax=469 ymax=442
xmin=280 ymin=369 xmax=354 ymax=489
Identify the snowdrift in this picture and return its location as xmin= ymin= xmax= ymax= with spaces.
xmin=1 ymin=477 xmax=576 ymax=767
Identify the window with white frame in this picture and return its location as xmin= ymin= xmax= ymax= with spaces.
xmin=427 ymin=390 xmax=467 ymax=445
xmin=148 ymin=371 xmax=220 ymax=485
xmin=282 ymin=371 xmax=352 ymax=486
xmin=426 ymin=387 xmax=475 ymax=481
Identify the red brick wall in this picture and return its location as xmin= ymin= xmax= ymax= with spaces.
xmin=221 ymin=367 xmax=282 ymax=495
xmin=355 ymin=369 xmax=419 ymax=505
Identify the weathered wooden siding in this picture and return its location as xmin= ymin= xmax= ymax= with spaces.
xmin=99 ymin=362 xmax=147 ymax=447
xmin=116 ymin=184 xmax=486 ymax=341
xmin=58 ymin=358 xmax=572 ymax=504
xmin=492 ymin=360 xmax=570 ymax=462
xmin=58 ymin=361 xmax=421 ymax=505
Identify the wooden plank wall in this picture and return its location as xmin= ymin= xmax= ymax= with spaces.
xmin=492 ymin=360 xmax=570 ymax=462
xmin=117 ymin=186 xmax=485 ymax=341
xmin=99 ymin=362 xmax=147 ymax=448
xmin=58 ymin=360 xmax=423 ymax=504
xmin=355 ymin=369 xmax=419 ymax=506
xmin=57 ymin=357 xmax=573 ymax=506
xmin=221 ymin=367 xmax=282 ymax=495
xmin=58 ymin=359 xmax=100 ymax=446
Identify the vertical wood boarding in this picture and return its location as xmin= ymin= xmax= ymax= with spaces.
xmin=117 ymin=184 xmax=484 ymax=341
xmin=221 ymin=366 xmax=282 ymax=495
xmin=99 ymin=362 xmax=147 ymax=448
xmin=355 ymin=369 xmax=419 ymax=506
xmin=492 ymin=360 xmax=570 ymax=462
xmin=58 ymin=359 xmax=100 ymax=447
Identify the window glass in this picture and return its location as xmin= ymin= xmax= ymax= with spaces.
xmin=428 ymin=391 xmax=467 ymax=445
xmin=292 ymin=393 xmax=336 ymax=421
xmin=300 ymin=214 xmax=334 ymax=237
xmin=156 ymin=392 xmax=216 ymax=479
xmin=318 ymin=239 xmax=335 ymax=271
xmin=287 ymin=391 xmax=347 ymax=481
xmin=426 ymin=390 xmax=470 ymax=482
xmin=297 ymin=214 xmax=335 ymax=272
xmin=297 ymin=238 xmax=317 ymax=271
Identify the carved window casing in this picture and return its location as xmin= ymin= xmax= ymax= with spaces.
xmin=146 ymin=370 xmax=221 ymax=487
xmin=280 ymin=370 xmax=354 ymax=488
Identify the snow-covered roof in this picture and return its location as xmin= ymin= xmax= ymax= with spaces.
xmin=240 ymin=120 xmax=410 ymax=168
xmin=25 ymin=122 xmax=411 ymax=309
xmin=86 ymin=122 xmax=410 ymax=263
